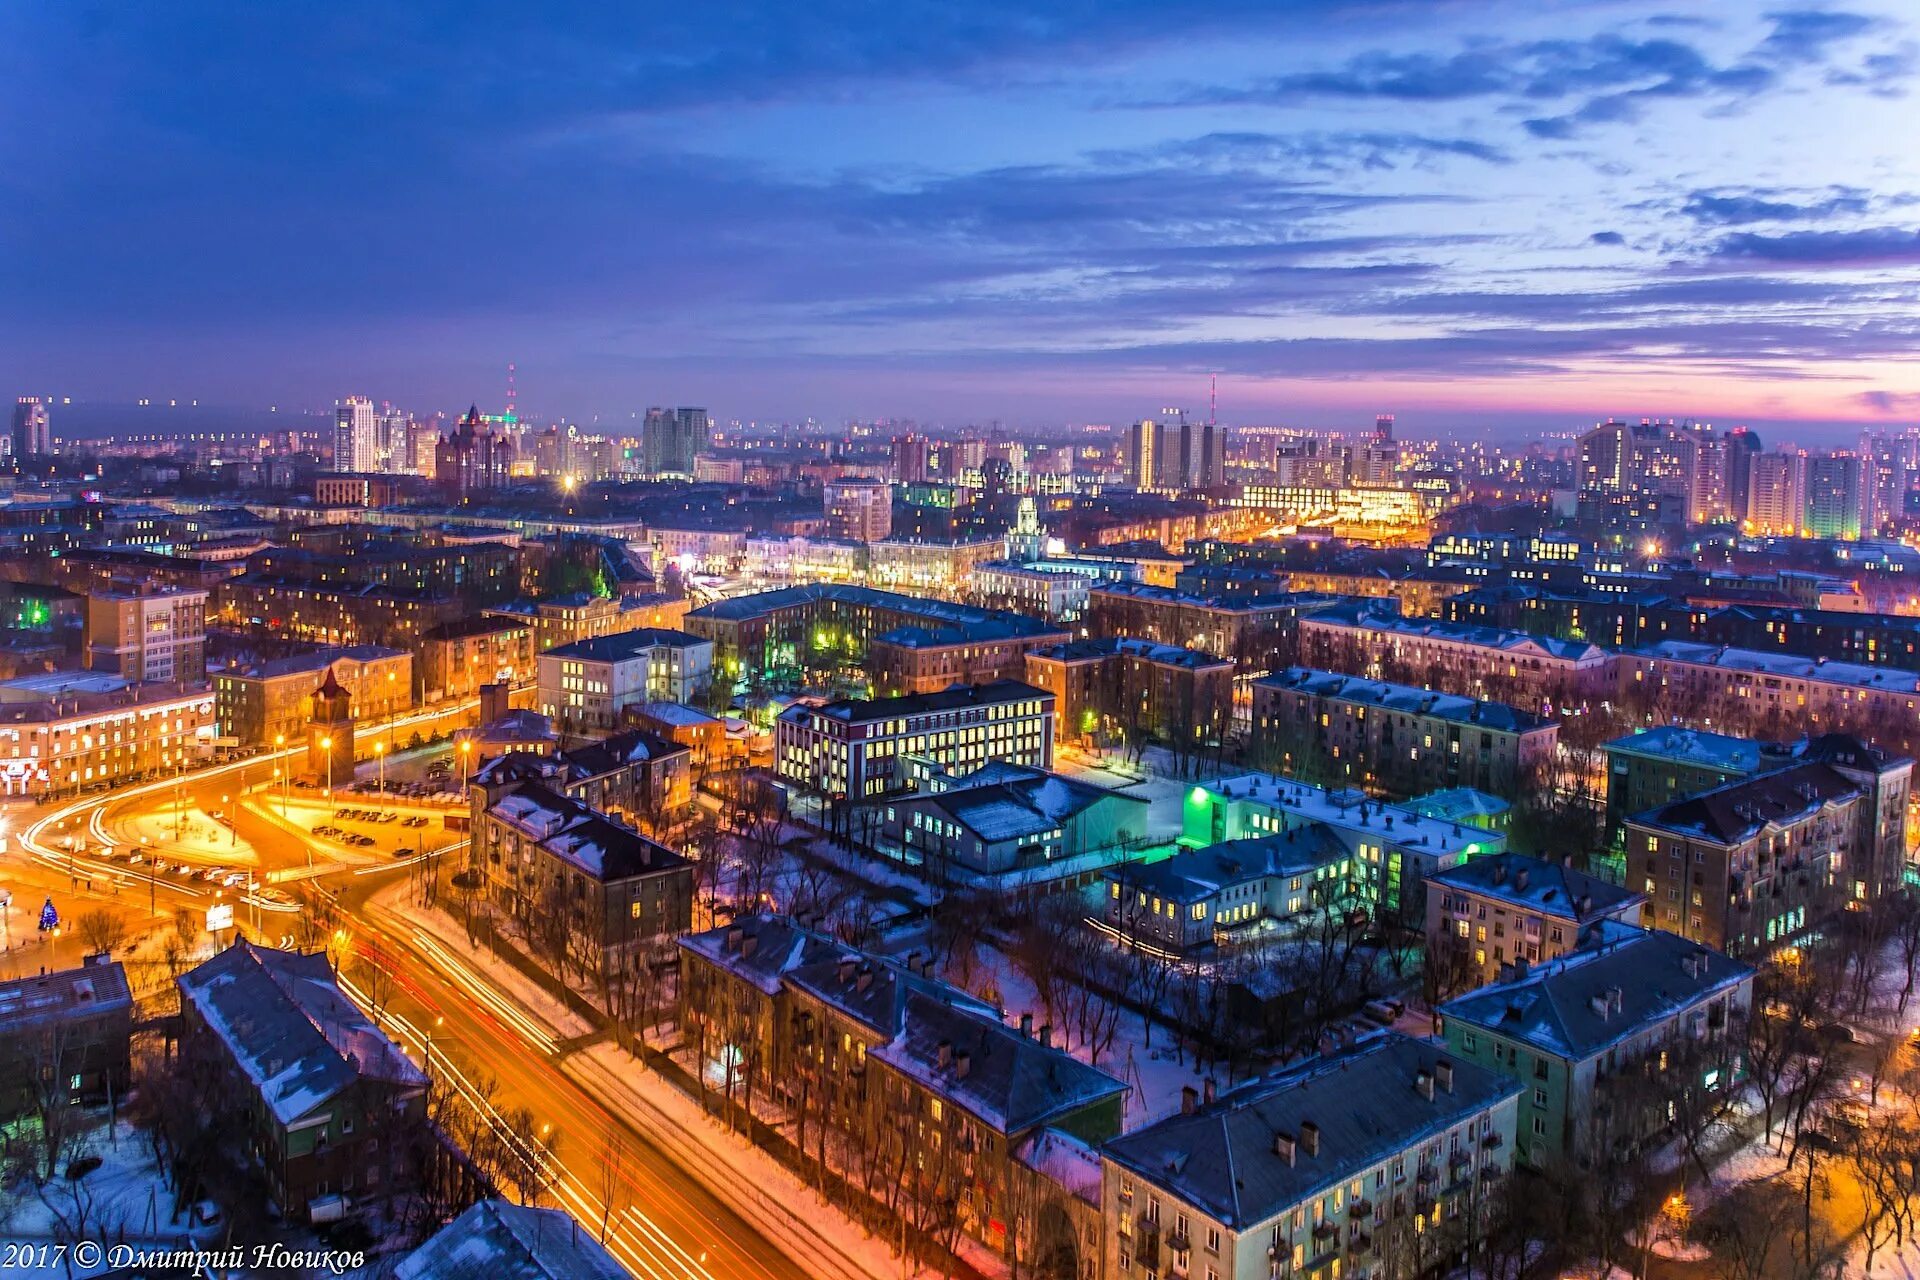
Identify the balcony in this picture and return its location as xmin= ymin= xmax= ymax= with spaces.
xmin=1481 ymin=1132 xmax=1504 ymax=1150
xmin=1348 ymin=1199 xmax=1373 ymax=1220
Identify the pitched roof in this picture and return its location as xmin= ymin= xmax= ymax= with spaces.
xmin=1439 ymin=927 xmax=1754 ymax=1062
xmin=396 ymin=1200 xmax=628 ymax=1280
xmin=1429 ymin=852 xmax=1643 ymax=922
xmin=179 ymin=942 xmax=424 ymax=1126
xmin=904 ymin=764 xmax=1143 ymax=843
xmin=870 ymin=990 xmax=1126 ymax=1136
xmin=1257 ymin=667 xmax=1554 ymax=732
xmin=1114 ymin=829 xmax=1350 ymax=904
xmin=487 ymin=781 xmax=688 ymax=881
xmin=543 ymin=629 xmax=708 ymax=662
xmin=1629 ymin=761 xmax=1863 ymax=844
xmin=785 ymin=679 xmax=1049 ymax=726
xmin=677 ymin=915 xmax=841 ymax=997
xmin=1103 ymin=1034 xmax=1520 ymax=1230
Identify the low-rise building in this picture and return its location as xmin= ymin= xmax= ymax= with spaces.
xmin=867 ymin=535 xmax=1004 ymax=598
xmin=467 ymin=772 xmax=693 ymax=987
xmin=775 ymin=679 xmax=1054 ymax=799
xmin=1425 ymin=852 xmax=1646 ymax=985
xmin=0 ymin=957 xmax=132 ymax=1122
xmin=215 ymin=575 xmax=466 ymax=648
xmin=485 ymin=591 xmax=691 ymax=655
xmin=1026 ymin=637 xmax=1233 ymax=753
xmin=1299 ymin=601 xmax=1616 ymax=711
xmin=1103 ymin=827 xmax=1360 ymax=954
xmin=416 ymin=615 xmax=535 ymax=703
xmin=1439 ymin=927 xmax=1755 ymax=1168
xmin=870 ymin=618 xmax=1071 ymax=698
xmin=177 ymin=942 xmax=428 ymax=1223
xmin=1603 ymin=727 xmax=1779 ymax=839
xmin=1252 ymin=666 xmax=1558 ymax=799
xmin=213 ymin=645 xmax=412 ymax=748
xmin=1624 ymin=759 xmax=1887 ymax=955
xmin=1184 ymin=773 xmax=1506 ymax=928
xmin=970 ymin=561 xmax=1096 ymax=623
xmin=1101 ymin=1034 xmax=1522 ymax=1280
xmin=627 ymin=700 xmax=731 ymax=765
xmin=876 ymin=760 xmax=1149 ymax=884
xmin=537 ymin=629 xmax=714 ymax=739
xmin=1085 ymin=582 xmax=1339 ymax=676
xmin=0 ymin=674 xmax=216 ymax=797
xmin=397 ymin=1200 xmax=628 ymax=1280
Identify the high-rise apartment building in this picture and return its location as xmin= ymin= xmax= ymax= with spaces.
xmin=435 ymin=405 xmax=515 ymax=497
xmin=1724 ymin=428 xmax=1761 ymax=522
xmin=1126 ymin=418 xmax=1159 ymax=489
xmin=1744 ymin=451 xmax=1806 ymax=535
xmin=640 ymin=406 xmax=710 ymax=478
xmin=1803 ymin=453 xmax=1866 ymax=541
xmin=11 ymin=397 xmax=50 ymax=460
xmin=822 ymin=476 xmax=892 ymax=542
xmin=333 ymin=396 xmax=378 ymax=473
xmin=85 ymin=587 xmax=209 ymax=683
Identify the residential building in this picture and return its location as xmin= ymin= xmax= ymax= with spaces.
xmin=214 ymin=576 xmax=466 ymax=649
xmin=11 ymin=397 xmax=50 ymax=459
xmin=1251 ymin=667 xmax=1557 ymax=800
xmin=867 ymin=535 xmax=1004 ymax=598
xmin=1616 ymin=641 xmax=1919 ymax=755
xmin=0 ymin=674 xmax=215 ymax=797
xmin=876 ymin=760 xmax=1149 ymax=884
xmin=687 ymin=583 xmax=1058 ymax=689
xmin=416 ymin=615 xmax=535 ymax=703
xmin=640 ymin=407 xmax=710 ymax=479
xmin=313 ymin=473 xmax=406 ymax=508
xmin=822 ymin=475 xmax=893 ymax=542
xmin=333 ymin=396 xmax=378 ymax=473
xmin=1085 ymin=582 xmax=1339 ymax=675
xmin=969 ymin=561 xmax=1096 ymax=623
xmin=1101 ymin=1035 xmax=1522 ymax=1280
xmin=1298 ymin=601 xmax=1616 ymax=710
xmin=0 ymin=957 xmax=132 ymax=1122
xmin=485 ymin=591 xmax=690 ymax=655
xmin=741 ymin=534 xmax=868 ymax=586
xmin=536 ymin=629 xmax=712 ymax=738
xmin=84 ymin=586 xmax=207 ymax=683
xmin=1440 ymin=928 xmax=1755 ymax=1168
xmin=1426 ymin=852 xmax=1646 ymax=985
xmin=1746 ymin=452 xmax=1807 ymax=535
xmin=1804 ymin=453 xmax=1867 ymax=541
xmin=472 ymin=730 xmax=692 ymax=832
xmin=1603 ymin=727 xmax=1779 ymax=839
xmin=177 ymin=942 xmax=428 ymax=1223
xmin=870 ymin=618 xmax=1071 ymax=698
xmin=1182 ymin=773 xmax=1506 ymax=927
xmin=627 ymin=700 xmax=731 ymax=765
xmin=467 ymin=772 xmax=693 ymax=986
xmin=213 ymin=645 xmax=412 ymax=748
xmin=775 ymin=679 xmax=1054 ymax=798
xmin=1025 ymin=636 xmax=1233 ymax=752
xmin=1625 ymin=763 xmax=1868 ymax=955
xmin=436 ymin=405 xmax=516 ymax=497
xmin=397 ymin=1200 xmax=628 ymax=1280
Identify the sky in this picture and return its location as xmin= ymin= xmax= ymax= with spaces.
xmin=3 ymin=0 xmax=1919 ymax=439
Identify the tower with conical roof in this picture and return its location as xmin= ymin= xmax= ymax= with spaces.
xmin=306 ymin=667 xmax=356 ymax=790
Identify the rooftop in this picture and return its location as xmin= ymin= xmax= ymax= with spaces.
xmin=1429 ymin=851 xmax=1643 ymax=923
xmin=687 ymin=582 xmax=1058 ymax=638
xmin=1629 ymin=761 xmax=1864 ymax=844
xmin=1257 ymin=667 xmax=1555 ymax=732
xmin=218 ymin=643 xmax=409 ymax=682
xmin=1031 ymin=636 xmax=1233 ymax=670
xmin=1204 ymin=772 xmax=1498 ymax=859
xmin=784 ymin=678 xmax=1051 ymax=726
xmin=903 ymin=762 xmax=1144 ymax=844
xmin=396 ymin=1200 xmax=629 ymax=1280
xmin=542 ymin=629 xmax=709 ymax=663
xmin=1440 ymin=927 xmax=1754 ymax=1062
xmin=1602 ymin=726 xmax=1773 ymax=775
xmin=1088 ymin=581 xmax=1335 ymax=613
xmin=1104 ymin=1034 xmax=1520 ymax=1230
xmin=1627 ymin=640 xmax=1920 ymax=692
xmin=487 ymin=781 xmax=689 ymax=882
xmin=1305 ymin=601 xmax=1609 ymax=663
xmin=0 ymin=958 xmax=131 ymax=1030
xmin=1115 ymin=827 xmax=1351 ymax=904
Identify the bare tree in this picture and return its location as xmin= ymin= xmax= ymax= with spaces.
xmin=74 ymin=908 xmax=130 ymax=958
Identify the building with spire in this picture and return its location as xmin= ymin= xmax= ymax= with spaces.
xmin=306 ymin=668 xmax=356 ymax=789
xmin=435 ymin=405 xmax=515 ymax=499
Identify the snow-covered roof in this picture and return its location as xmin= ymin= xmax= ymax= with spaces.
xmin=396 ymin=1199 xmax=628 ymax=1280
xmin=1258 ymin=666 xmax=1554 ymax=733
xmin=869 ymin=990 xmax=1125 ymax=1137
xmin=178 ymin=942 xmax=424 ymax=1127
xmin=1303 ymin=600 xmax=1610 ymax=663
xmin=486 ymin=781 xmax=687 ymax=882
xmin=1017 ymin=1127 xmax=1104 ymax=1207
xmin=1204 ymin=772 xmax=1496 ymax=859
xmin=903 ymin=764 xmax=1142 ymax=844
xmin=1626 ymin=640 xmax=1920 ymax=692
xmin=1439 ymin=927 xmax=1754 ymax=1062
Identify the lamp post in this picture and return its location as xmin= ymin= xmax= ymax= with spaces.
xmin=322 ymin=736 xmax=333 ymax=800
xmin=375 ymin=741 xmax=385 ymax=799
xmin=424 ymin=1015 xmax=444 ymax=1081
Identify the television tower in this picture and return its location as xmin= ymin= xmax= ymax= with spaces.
xmin=1209 ymin=373 xmax=1217 ymax=427
xmin=505 ymin=362 xmax=518 ymax=424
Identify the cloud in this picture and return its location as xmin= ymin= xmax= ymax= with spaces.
xmin=1681 ymin=187 xmax=1869 ymax=224
xmin=1706 ymin=227 xmax=1920 ymax=267
xmin=1590 ymin=231 xmax=1627 ymax=245
xmin=1757 ymin=9 xmax=1879 ymax=64
xmin=1122 ymin=131 xmax=1511 ymax=172
xmin=1858 ymin=390 xmax=1920 ymax=413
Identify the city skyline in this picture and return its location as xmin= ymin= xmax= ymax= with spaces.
xmin=5 ymin=1 xmax=1920 ymax=432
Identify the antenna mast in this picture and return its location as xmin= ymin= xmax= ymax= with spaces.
xmin=1209 ymin=373 xmax=1217 ymax=426
xmin=506 ymin=362 xmax=517 ymax=424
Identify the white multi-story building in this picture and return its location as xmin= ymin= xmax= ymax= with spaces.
xmin=334 ymin=396 xmax=379 ymax=473
xmin=774 ymin=679 xmax=1054 ymax=798
xmin=85 ymin=587 xmax=208 ymax=684
xmin=537 ymin=630 xmax=714 ymax=739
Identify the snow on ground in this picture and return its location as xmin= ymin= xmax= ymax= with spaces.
xmin=0 ymin=1120 xmax=198 ymax=1279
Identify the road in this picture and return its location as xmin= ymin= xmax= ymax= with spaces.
xmin=2 ymin=747 xmax=818 ymax=1280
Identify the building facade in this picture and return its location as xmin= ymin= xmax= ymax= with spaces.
xmin=84 ymin=587 xmax=208 ymax=684
xmin=1026 ymin=637 xmax=1233 ymax=752
xmin=775 ymin=679 xmax=1054 ymax=798
xmin=416 ymin=616 xmax=535 ymax=703
xmin=213 ymin=645 xmax=412 ymax=749
xmin=537 ymin=630 xmax=714 ymax=738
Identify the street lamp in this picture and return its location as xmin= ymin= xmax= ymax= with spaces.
xmin=375 ymin=741 xmax=385 ymax=799
xmin=424 ymin=1015 xmax=444 ymax=1080
xmin=322 ymin=736 xmax=333 ymax=799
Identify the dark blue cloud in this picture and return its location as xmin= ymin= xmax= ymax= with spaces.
xmin=1758 ymin=9 xmax=1879 ymax=63
xmin=1707 ymin=227 xmax=1920 ymax=266
xmin=1682 ymin=187 xmax=1870 ymax=224
xmin=1590 ymin=231 xmax=1628 ymax=245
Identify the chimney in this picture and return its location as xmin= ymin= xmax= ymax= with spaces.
xmin=1514 ymin=867 xmax=1530 ymax=891
xmin=741 ymin=933 xmax=758 ymax=958
xmin=1019 ymin=1012 xmax=1033 ymax=1038
xmin=1609 ymin=986 xmax=1624 ymax=1015
xmin=954 ymin=1050 xmax=971 ymax=1079
xmin=1274 ymin=1133 xmax=1296 ymax=1165
xmin=1415 ymin=1070 xmax=1435 ymax=1100
xmin=1203 ymin=1077 xmax=1216 ymax=1105
xmin=1491 ymin=861 xmax=1507 ymax=885
xmin=1299 ymin=1121 xmax=1320 ymax=1156
xmin=1435 ymin=1060 xmax=1455 ymax=1094
xmin=1181 ymin=1085 xmax=1198 ymax=1115
xmin=856 ymin=965 xmax=874 ymax=993
xmin=1039 ymin=1024 xmax=1053 ymax=1049
xmin=937 ymin=1040 xmax=953 ymax=1069
xmin=837 ymin=957 xmax=856 ymax=983
xmin=1590 ymin=993 xmax=1610 ymax=1020
xmin=726 ymin=926 xmax=744 ymax=953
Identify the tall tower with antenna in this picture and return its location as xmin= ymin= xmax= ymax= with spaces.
xmin=1209 ymin=373 xmax=1217 ymax=427
xmin=505 ymin=363 xmax=518 ymax=426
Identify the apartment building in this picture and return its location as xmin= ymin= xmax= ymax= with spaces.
xmin=0 ymin=675 xmax=215 ymax=798
xmin=870 ymin=618 xmax=1071 ymax=698
xmin=1298 ymin=602 xmax=1616 ymax=710
xmin=866 ymin=535 xmax=1004 ymax=598
xmin=177 ymin=943 xmax=428 ymax=1223
xmin=537 ymin=630 xmax=714 ymax=739
xmin=1625 ymin=763 xmax=1865 ymax=956
xmin=1603 ymin=727 xmax=1778 ymax=837
xmin=416 ymin=615 xmax=535 ymax=703
xmin=1102 ymin=827 xmax=1360 ymax=954
xmin=877 ymin=760 xmax=1148 ymax=882
xmin=84 ymin=587 xmax=207 ymax=683
xmin=213 ymin=645 xmax=412 ymax=748
xmin=1440 ymin=928 xmax=1754 ymax=1168
xmin=1084 ymin=582 xmax=1339 ymax=675
xmin=484 ymin=591 xmax=690 ymax=655
xmin=775 ymin=679 xmax=1054 ymax=798
xmin=822 ymin=476 xmax=893 ymax=542
xmin=214 ymin=576 xmax=466 ymax=648
xmin=1426 ymin=852 xmax=1646 ymax=985
xmin=1102 ymin=1035 xmax=1521 ymax=1280
xmin=1251 ymin=667 xmax=1558 ymax=800
xmin=1025 ymin=636 xmax=1233 ymax=752
xmin=1617 ymin=641 xmax=1919 ymax=755
xmin=0 ymin=958 xmax=132 ymax=1121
